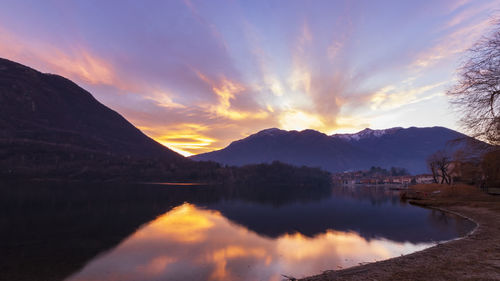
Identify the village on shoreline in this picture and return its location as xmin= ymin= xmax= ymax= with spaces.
xmin=332 ymin=172 xmax=435 ymax=186
xmin=332 ymin=168 xmax=435 ymax=186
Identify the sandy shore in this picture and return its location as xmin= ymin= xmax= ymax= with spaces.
xmin=300 ymin=184 xmax=500 ymax=281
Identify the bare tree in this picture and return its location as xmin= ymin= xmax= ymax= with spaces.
xmin=447 ymin=20 xmax=500 ymax=145
xmin=427 ymin=157 xmax=439 ymax=183
xmin=427 ymin=151 xmax=452 ymax=185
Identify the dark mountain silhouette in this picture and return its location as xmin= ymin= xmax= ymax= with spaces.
xmin=0 ymin=57 xmax=182 ymax=160
xmin=191 ymin=127 xmax=470 ymax=174
xmin=0 ymin=58 xmax=188 ymax=180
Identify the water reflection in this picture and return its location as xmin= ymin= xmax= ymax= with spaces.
xmin=1 ymin=182 xmax=474 ymax=281
xmin=204 ymin=186 xmax=473 ymax=243
xmin=66 ymin=203 xmax=434 ymax=281
xmin=0 ymin=181 xmax=202 ymax=281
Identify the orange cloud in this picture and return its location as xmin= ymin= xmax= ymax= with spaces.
xmin=0 ymin=25 xmax=149 ymax=94
xmin=48 ymin=48 xmax=116 ymax=85
xmin=369 ymin=81 xmax=446 ymax=111
xmin=332 ymin=115 xmax=371 ymax=134
xmin=145 ymin=91 xmax=186 ymax=109
xmin=137 ymin=123 xmax=218 ymax=156
xmin=194 ymin=70 xmax=270 ymax=121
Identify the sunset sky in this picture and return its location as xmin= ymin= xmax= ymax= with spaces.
xmin=1 ymin=0 xmax=498 ymax=156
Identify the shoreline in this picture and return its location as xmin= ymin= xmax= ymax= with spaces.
xmin=300 ymin=184 xmax=500 ymax=281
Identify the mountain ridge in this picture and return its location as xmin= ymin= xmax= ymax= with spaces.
xmin=0 ymin=57 xmax=183 ymax=160
xmin=0 ymin=57 xmax=191 ymax=180
xmin=191 ymin=126 xmax=470 ymax=174
xmin=332 ymin=127 xmax=404 ymax=141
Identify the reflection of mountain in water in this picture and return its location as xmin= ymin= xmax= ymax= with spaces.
xmin=1 ymin=182 xmax=474 ymax=281
xmin=216 ymin=181 xmax=333 ymax=206
xmin=201 ymin=186 xmax=474 ymax=243
xmin=0 ymin=181 xmax=204 ymax=281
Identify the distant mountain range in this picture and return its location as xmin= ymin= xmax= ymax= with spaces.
xmin=191 ymin=127 xmax=470 ymax=174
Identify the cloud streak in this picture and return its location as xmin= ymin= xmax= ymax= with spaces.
xmin=0 ymin=0 xmax=497 ymax=154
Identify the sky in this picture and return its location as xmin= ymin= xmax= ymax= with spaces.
xmin=0 ymin=0 xmax=498 ymax=156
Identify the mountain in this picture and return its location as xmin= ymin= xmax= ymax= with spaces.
xmin=0 ymin=58 xmax=182 ymax=160
xmin=0 ymin=58 xmax=185 ymax=179
xmin=191 ymin=126 xmax=470 ymax=174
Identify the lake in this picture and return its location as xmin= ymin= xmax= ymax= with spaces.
xmin=0 ymin=182 xmax=474 ymax=281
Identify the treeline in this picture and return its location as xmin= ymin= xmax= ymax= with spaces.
xmin=230 ymin=161 xmax=332 ymax=186
xmin=482 ymin=149 xmax=500 ymax=188
xmin=0 ymin=139 xmax=193 ymax=181
xmin=0 ymin=140 xmax=332 ymax=189
xmin=427 ymin=147 xmax=500 ymax=188
xmin=364 ymin=166 xmax=409 ymax=177
xmin=217 ymin=161 xmax=333 ymax=205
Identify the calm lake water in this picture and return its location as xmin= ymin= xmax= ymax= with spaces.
xmin=0 ymin=182 xmax=474 ymax=281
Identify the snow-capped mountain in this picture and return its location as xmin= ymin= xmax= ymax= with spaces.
xmin=191 ymin=126 xmax=470 ymax=174
xmin=332 ymin=127 xmax=403 ymax=141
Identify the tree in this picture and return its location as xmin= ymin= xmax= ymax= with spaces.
xmin=447 ymin=20 xmax=500 ymax=145
xmin=482 ymin=149 xmax=500 ymax=188
xmin=427 ymin=151 xmax=452 ymax=185
xmin=427 ymin=158 xmax=439 ymax=184
xmin=451 ymin=149 xmax=482 ymax=184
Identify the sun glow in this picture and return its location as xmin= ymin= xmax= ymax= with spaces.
xmin=137 ymin=124 xmax=220 ymax=156
xmin=157 ymin=136 xmax=217 ymax=157
xmin=279 ymin=110 xmax=324 ymax=131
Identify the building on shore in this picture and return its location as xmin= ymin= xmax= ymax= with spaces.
xmin=332 ymin=170 xmax=435 ymax=186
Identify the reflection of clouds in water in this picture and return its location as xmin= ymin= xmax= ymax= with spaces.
xmin=66 ymin=203 xmax=432 ymax=281
xmin=133 ymin=204 xmax=216 ymax=243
